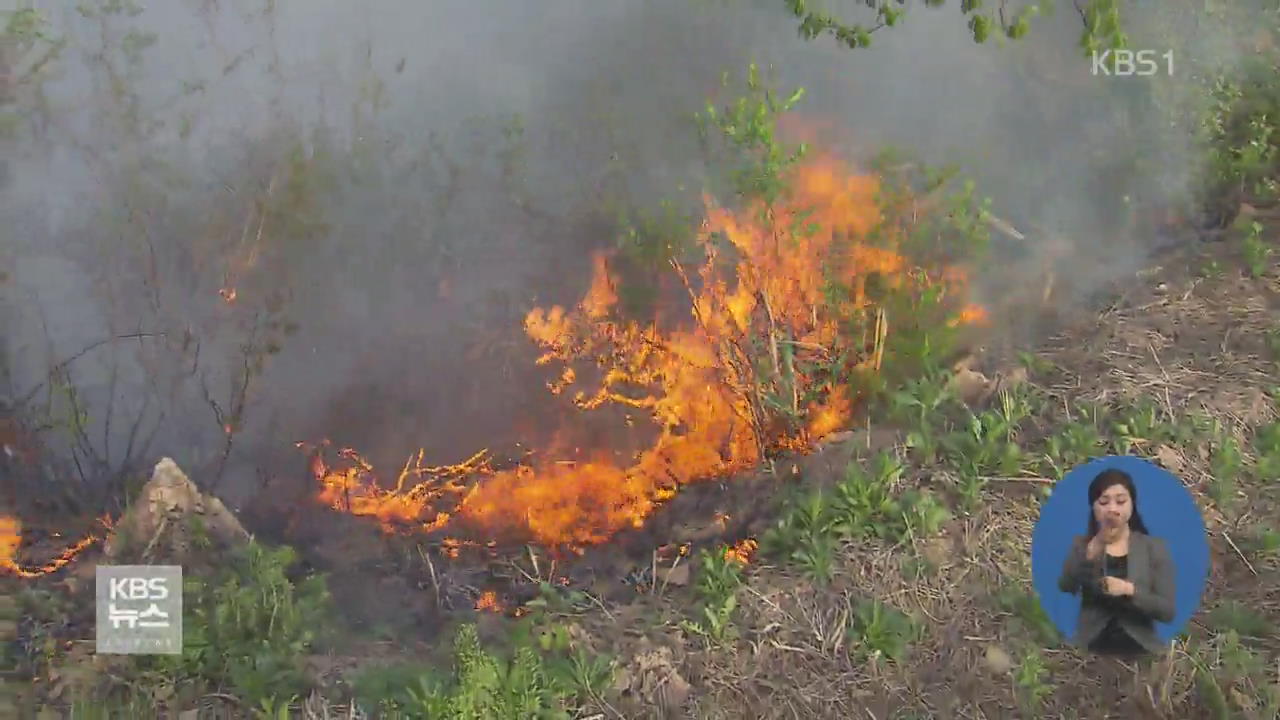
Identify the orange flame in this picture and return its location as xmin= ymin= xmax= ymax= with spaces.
xmin=308 ymin=151 xmax=985 ymax=548
xmin=1 ymin=514 xmax=107 ymax=578
xmin=724 ymin=538 xmax=758 ymax=566
xmin=475 ymin=590 xmax=503 ymax=613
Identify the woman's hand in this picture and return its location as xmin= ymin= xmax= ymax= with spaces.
xmin=1100 ymin=576 xmax=1135 ymax=597
xmin=1085 ymin=533 xmax=1106 ymax=560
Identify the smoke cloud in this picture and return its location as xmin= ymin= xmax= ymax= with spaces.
xmin=0 ymin=0 xmax=1252 ymax=511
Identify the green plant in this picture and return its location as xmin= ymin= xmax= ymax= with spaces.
xmin=1014 ymin=647 xmax=1052 ymax=712
xmin=1207 ymin=601 xmax=1272 ymax=639
xmin=1242 ymin=526 xmax=1280 ymax=558
xmin=693 ymin=545 xmax=746 ymax=606
xmin=253 ymin=696 xmax=296 ymax=720
xmin=763 ymin=487 xmax=839 ymax=585
xmin=681 ymin=546 xmax=746 ymax=644
xmin=527 ymin=623 xmax=615 ymax=706
xmin=1240 ymin=220 xmax=1273 ymax=277
xmin=994 ymin=584 xmax=1060 ymax=647
xmin=155 ymin=541 xmax=332 ymax=707
xmin=847 ymin=598 xmax=921 ymax=663
xmin=1110 ymin=398 xmax=1177 ymax=455
xmin=889 ymin=371 xmax=955 ymax=465
xmin=1265 ymin=327 xmax=1280 ymax=361
xmin=943 ymin=389 xmax=1032 ymax=509
xmin=402 ymin=624 xmax=580 ymax=720
xmin=1017 ymin=351 xmax=1054 ymax=376
xmin=1200 ymin=257 xmax=1225 ymax=278
xmin=1208 ymin=433 xmax=1243 ymax=509
xmin=1251 ymin=419 xmax=1280 ymax=479
xmin=1204 ymin=57 xmax=1280 ymax=211
xmin=353 ymin=661 xmax=450 ymax=715
xmin=1042 ymin=410 xmax=1106 ymax=476
xmin=831 ymin=452 xmax=903 ymax=540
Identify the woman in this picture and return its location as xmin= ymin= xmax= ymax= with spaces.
xmin=1058 ymin=468 xmax=1176 ymax=655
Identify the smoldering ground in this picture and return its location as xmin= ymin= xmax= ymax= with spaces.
xmin=0 ymin=0 xmax=1251 ymax=515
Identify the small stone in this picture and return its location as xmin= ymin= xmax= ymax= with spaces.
xmin=1153 ymin=444 xmax=1184 ymax=473
xmin=984 ymin=644 xmax=1013 ymax=674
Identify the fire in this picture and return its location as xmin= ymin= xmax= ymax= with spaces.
xmin=474 ymin=590 xmax=502 ymax=613
xmin=950 ymin=303 xmax=990 ymax=328
xmin=724 ymin=538 xmax=758 ymax=566
xmin=0 ymin=514 xmax=107 ymax=578
xmin=306 ymin=441 xmax=489 ymax=534
xmin=308 ymin=150 xmax=985 ymax=548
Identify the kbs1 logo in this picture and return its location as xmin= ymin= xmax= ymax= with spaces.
xmin=1091 ymin=49 xmax=1174 ymax=77
xmin=96 ymin=565 xmax=183 ymax=654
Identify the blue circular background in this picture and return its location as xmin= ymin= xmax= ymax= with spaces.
xmin=1030 ymin=455 xmax=1210 ymax=644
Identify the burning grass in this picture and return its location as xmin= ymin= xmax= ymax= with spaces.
xmin=0 ymin=514 xmax=107 ymax=579
xmin=308 ymin=147 xmax=990 ymax=550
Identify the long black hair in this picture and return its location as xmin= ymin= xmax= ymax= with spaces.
xmin=1086 ymin=468 xmax=1149 ymax=536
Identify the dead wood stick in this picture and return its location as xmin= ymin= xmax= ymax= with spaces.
xmin=985 ymin=213 xmax=1026 ymax=241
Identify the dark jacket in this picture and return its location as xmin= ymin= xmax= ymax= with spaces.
xmin=1057 ymin=531 xmax=1176 ymax=654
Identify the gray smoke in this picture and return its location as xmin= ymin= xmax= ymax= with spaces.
xmin=0 ymin=0 xmax=1254 ymax=510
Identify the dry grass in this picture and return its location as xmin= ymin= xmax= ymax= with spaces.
xmin=580 ymin=240 xmax=1280 ymax=720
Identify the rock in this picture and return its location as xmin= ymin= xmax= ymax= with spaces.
xmin=1153 ymin=444 xmax=1184 ymax=474
xmin=983 ymin=644 xmax=1013 ymax=675
xmin=626 ymin=645 xmax=692 ymax=717
xmin=950 ymin=366 xmax=992 ymax=405
xmin=103 ymin=458 xmax=250 ymax=565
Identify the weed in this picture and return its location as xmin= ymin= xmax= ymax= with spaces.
xmin=767 ymin=451 xmax=950 ymax=587
xmin=154 ymin=541 xmax=332 ymax=707
xmin=682 ymin=546 xmax=746 ymax=644
xmin=1250 ymin=419 xmax=1280 ymax=479
xmin=895 ymin=489 xmax=952 ymax=540
xmin=681 ymin=593 xmax=740 ymax=645
xmin=1265 ymin=326 xmax=1280 ymax=361
xmin=693 ymin=546 xmax=746 ymax=607
xmin=1208 ymin=433 xmax=1243 ymax=509
xmin=942 ymin=390 xmax=1032 ymax=508
xmin=847 ymin=598 xmax=921 ymax=664
xmin=763 ymin=488 xmax=838 ymax=585
xmin=889 ymin=370 xmax=955 ymax=465
xmin=1016 ymin=351 xmax=1054 ymax=376
xmin=994 ymin=583 xmax=1060 ymax=647
xmin=1014 ymin=647 xmax=1052 ymax=712
xmin=1207 ymin=601 xmax=1272 ymax=639
xmin=400 ymin=623 xmax=580 ymax=719
xmin=1242 ymin=526 xmax=1280 ymax=558
xmin=1042 ymin=413 xmax=1106 ymax=476
xmin=532 ymin=623 xmax=616 ymax=705
xmin=1110 ymin=397 xmax=1177 ymax=455
xmin=1240 ymin=220 xmax=1273 ymax=277
xmin=831 ymin=452 xmax=903 ymax=541
xmin=353 ymin=661 xmax=449 ymax=714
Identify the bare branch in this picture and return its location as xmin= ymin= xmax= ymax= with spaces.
xmin=16 ymin=331 xmax=168 ymax=408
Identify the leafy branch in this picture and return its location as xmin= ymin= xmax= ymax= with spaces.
xmin=785 ymin=0 xmax=1123 ymax=53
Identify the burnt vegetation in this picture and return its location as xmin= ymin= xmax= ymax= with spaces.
xmin=2 ymin=1 xmax=1279 ymax=718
